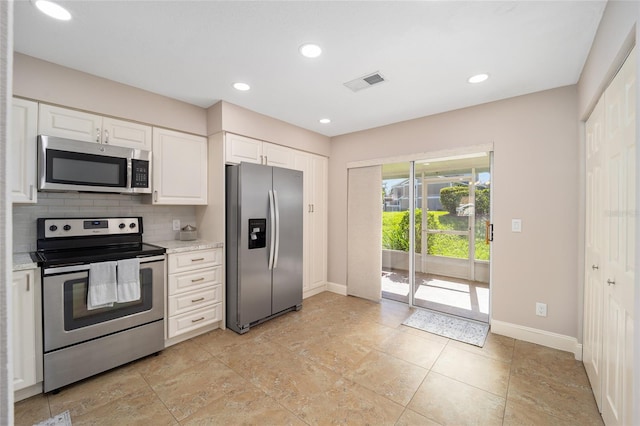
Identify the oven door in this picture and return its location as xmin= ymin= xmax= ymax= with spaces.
xmin=42 ymin=255 xmax=165 ymax=353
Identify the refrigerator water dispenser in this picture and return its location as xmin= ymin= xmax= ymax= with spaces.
xmin=248 ymin=218 xmax=266 ymax=249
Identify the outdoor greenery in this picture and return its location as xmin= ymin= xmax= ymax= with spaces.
xmin=440 ymin=185 xmax=490 ymax=215
xmin=382 ymin=209 xmax=490 ymax=260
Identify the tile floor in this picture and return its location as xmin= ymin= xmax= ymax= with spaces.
xmin=382 ymin=269 xmax=490 ymax=322
xmin=15 ymin=292 xmax=603 ymax=425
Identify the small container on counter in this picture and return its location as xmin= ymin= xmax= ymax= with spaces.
xmin=179 ymin=224 xmax=197 ymax=241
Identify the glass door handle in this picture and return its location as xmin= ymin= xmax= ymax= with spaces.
xmin=485 ymin=221 xmax=494 ymax=243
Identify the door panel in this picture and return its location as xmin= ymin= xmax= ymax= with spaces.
xmin=601 ymin=47 xmax=634 ymax=426
xmin=238 ymin=163 xmax=273 ymax=325
xmin=271 ymin=167 xmax=303 ymax=313
xmin=583 ymin=97 xmax=605 ymax=409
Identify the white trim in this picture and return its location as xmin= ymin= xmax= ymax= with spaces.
xmin=14 ymin=383 xmax=42 ymax=403
xmin=491 ymin=319 xmax=583 ymax=361
xmin=346 ymin=142 xmax=494 ymax=169
xmin=326 ymin=282 xmax=347 ymax=296
xmin=303 ymin=285 xmax=326 ymax=299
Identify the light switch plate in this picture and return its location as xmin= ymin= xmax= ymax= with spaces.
xmin=172 ymin=219 xmax=181 ymax=231
xmin=512 ymin=219 xmax=522 ymax=232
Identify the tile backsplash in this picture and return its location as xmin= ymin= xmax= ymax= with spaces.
xmin=13 ymin=192 xmax=197 ymax=253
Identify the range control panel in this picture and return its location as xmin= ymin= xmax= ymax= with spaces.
xmin=42 ymin=217 xmax=141 ymax=238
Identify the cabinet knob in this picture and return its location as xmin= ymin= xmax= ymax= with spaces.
xmin=104 ymin=129 xmax=109 ymax=144
xmin=607 ymin=279 xmax=616 ymax=286
xmin=592 ymin=264 xmax=599 ymax=270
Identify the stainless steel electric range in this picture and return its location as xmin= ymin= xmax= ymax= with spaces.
xmin=34 ymin=217 xmax=165 ymax=393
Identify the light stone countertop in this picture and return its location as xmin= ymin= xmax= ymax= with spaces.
xmin=13 ymin=252 xmax=39 ymax=271
xmin=150 ymin=239 xmax=223 ymax=254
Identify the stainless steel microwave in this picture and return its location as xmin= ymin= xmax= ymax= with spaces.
xmin=37 ymin=135 xmax=151 ymax=194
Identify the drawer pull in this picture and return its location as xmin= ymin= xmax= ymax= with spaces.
xmin=191 ymin=277 xmax=205 ymax=282
xmin=191 ymin=257 xmax=205 ymax=262
xmin=192 ymin=317 xmax=205 ymax=323
xmin=191 ymin=297 xmax=205 ymax=303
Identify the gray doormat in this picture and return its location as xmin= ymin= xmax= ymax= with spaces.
xmin=34 ymin=410 xmax=72 ymax=426
xmin=402 ymin=309 xmax=489 ymax=347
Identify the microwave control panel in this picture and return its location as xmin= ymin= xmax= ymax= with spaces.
xmin=131 ymin=159 xmax=149 ymax=188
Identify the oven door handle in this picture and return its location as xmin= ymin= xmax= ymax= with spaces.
xmin=43 ymin=255 xmax=165 ymax=275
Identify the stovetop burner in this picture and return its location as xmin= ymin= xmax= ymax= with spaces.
xmin=35 ymin=242 xmax=165 ymax=267
xmin=35 ymin=217 xmax=165 ymax=267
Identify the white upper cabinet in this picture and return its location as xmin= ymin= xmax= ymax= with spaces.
xmin=101 ymin=117 xmax=152 ymax=150
xmin=225 ymin=133 xmax=262 ymax=164
xmin=12 ymin=98 xmax=38 ymax=204
xmin=39 ymin=104 xmax=151 ymax=150
xmin=224 ymin=133 xmax=295 ymax=169
xmin=39 ymin=104 xmax=102 ymax=143
xmin=152 ymin=128 xmax=207 ymax=205
xmin=263 ymin=142 xmax=295 ymax=169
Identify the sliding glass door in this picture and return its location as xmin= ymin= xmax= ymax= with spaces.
xmin=381 ymin=152 xmax=492 ymax=322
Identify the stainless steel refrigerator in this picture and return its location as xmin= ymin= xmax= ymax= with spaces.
xmin=226 ymin=162 xmax=303 ymax=334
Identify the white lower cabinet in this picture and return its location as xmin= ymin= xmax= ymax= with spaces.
xmin=166 ymin=248 xmax=223 ymax=342
xmin=12 ymin=269 xmax=42 ymax=398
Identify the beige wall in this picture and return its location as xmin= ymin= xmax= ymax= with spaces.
xmin=207 ymin=100 xmax=330 ymax=156
xmin=329 ymin=86 xmax=580 ymax=337
xmin=13 ymin=53 xmax=207 ymax=135
xmin=577 ymin=1 xmax=637 ymax=119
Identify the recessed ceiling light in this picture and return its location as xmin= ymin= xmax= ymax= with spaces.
xmin=34 ymin=0 xmax=72 ymax=21
xmin=468 ymin=73 xmax=489 ymax=84
xmin=319 ymin=118 xmax=331 ymax=124
xmin=233 ymin=82 xmax=250 ymax=91
xmin=299 ymin=43 xmax=322 ymax=58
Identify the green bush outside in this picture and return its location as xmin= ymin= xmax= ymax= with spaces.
xmin=382 ymin=209 xmax=490 ymax=260
xmin=440 ymin=186 xmax=490 ymax=215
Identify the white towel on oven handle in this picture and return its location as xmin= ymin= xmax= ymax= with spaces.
xmin=88 ymin=261 xmax=118 ymax=310
xmin=117 ymin=258 xmax=141 ymax=302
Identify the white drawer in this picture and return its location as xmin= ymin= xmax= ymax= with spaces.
xmin=167 ymin=304 xmax=222 ymax=338
xmin=168 ymin=248 xmax=221 ymax=274
xmin=168 ymin=285 xmax=222 ymax=317
xmin=168 ymin=266 xmax=221 ymax=295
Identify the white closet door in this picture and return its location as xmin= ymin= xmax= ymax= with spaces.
xmin=583 ymin=96 xmax=605 ymax=410
xmin=347 ymin=166 xmax=382 ymax=301
xmin=602 ymin=47 xmax=635 ymax=426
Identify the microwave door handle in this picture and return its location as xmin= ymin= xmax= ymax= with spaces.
xmin=126 ymin=158 xmax=133 ymax=191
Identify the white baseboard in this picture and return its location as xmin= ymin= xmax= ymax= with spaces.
xmin=326 ymin=282 xmax=347 ymax=296
xmin=303 ymin=285 xmax=327 ymax=299
xmin=491 ymin=319 xmax=583 ymax=361
xmin=15 ymin=382 xmax=43 ymax=402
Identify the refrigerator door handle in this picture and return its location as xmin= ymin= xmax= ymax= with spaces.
xmin=268 ymin=189 xmax=276 ymax=270
xmin=273 ymin=190 xmax=280 ymax=269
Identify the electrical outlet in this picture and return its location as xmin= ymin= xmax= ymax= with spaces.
xmin=172 ymin=219 xmax=181 ymax=231
xmin=536 ymin=302 xmax=547 ymax=317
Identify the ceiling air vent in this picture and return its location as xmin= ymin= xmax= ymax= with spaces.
xmin=344 ymin=71 xmax=386 ymax=92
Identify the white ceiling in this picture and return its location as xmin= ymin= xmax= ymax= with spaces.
xmin=13 ymin=1 xmax=606 ymax=137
